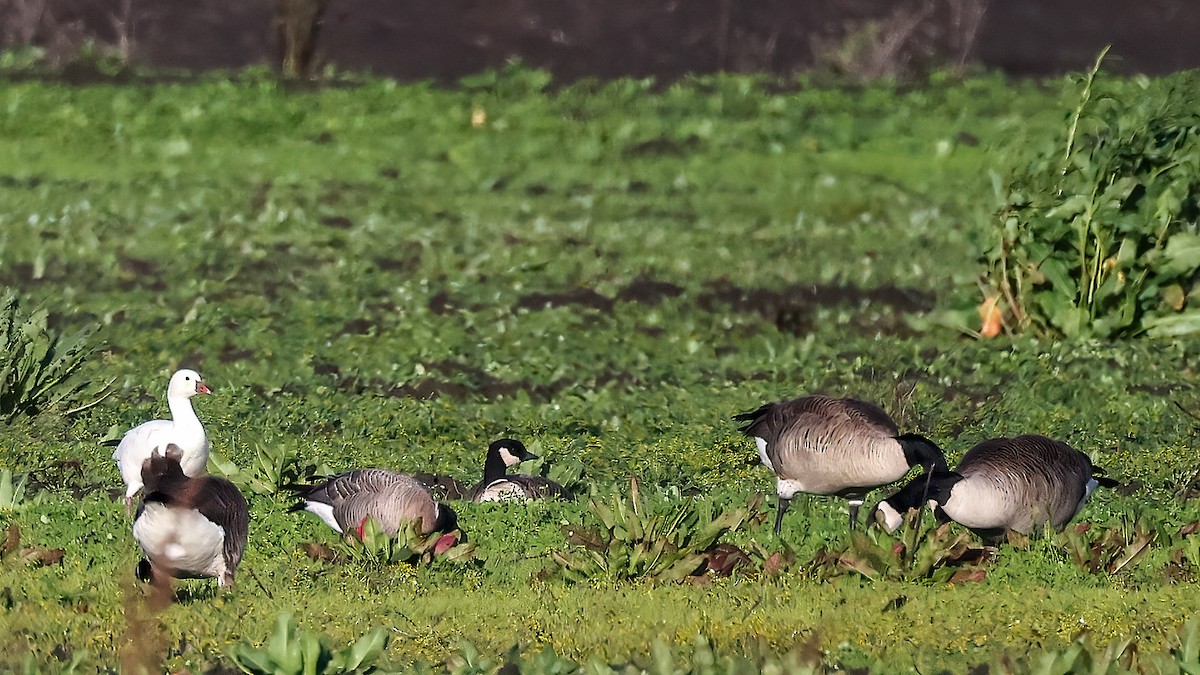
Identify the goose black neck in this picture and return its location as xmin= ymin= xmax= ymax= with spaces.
xmin=483 ymin=448 xmax=510 ymax=483
xmin=897 ymin=433 xmax=948 ymax=473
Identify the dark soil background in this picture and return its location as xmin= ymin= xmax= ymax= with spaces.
xmin=6 ymin=0 xmax=1199 ymax=80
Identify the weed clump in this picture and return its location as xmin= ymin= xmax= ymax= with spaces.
xmin=983 ymin=49 xmax=1200 ymax=339
xmin=550 ymin=478 xmax=763 ymax=584
xmin=0 ymin=288 xmax=97 ymax=421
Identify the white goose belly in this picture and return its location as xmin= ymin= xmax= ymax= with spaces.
xmin=133 ymin=503 xmax=226 ymax=580
xmin=476 ymin=480 xmax=528 ymax=502
xmin=775 ymin=452 xmax=910 ymax=497
xmin=942 ymin=477 xmax=1046 ymax=533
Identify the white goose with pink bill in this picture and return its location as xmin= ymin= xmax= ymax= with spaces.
xmin=111 ymin=369 xmax=212 ymax=512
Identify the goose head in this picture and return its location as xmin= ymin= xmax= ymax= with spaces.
xmin=870 ymin=470 xmax=964 ymax=533
xmin=490 ymin=438 xmax=537 ymax=467
xmin=435 ymin=503 xmax=460 ymax=535
xmin=168 ymin=369 xmax=212 ymax=399
xmin=140 ymin=443 xmax=188 ymax=491
xmin=895 ymin=433 xmax=948 ymax=473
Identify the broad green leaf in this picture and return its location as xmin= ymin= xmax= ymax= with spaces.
xmin=1145 ymin=311 xmax=1200 ymax=337
xmin=1158 ymin=232 xmax=1200 ymax=278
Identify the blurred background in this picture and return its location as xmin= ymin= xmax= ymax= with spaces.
xmin=2 ymin=0 xmax=1197 ymax=80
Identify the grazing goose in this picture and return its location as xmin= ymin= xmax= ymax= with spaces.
xmin=133 ymin=444 xmax=248 ymax=589
xmin=285 ymin=469 xmax=459 ymax=537
xmin=113 ymin=369 xmax=212 ymax=508
xmin=873 ymin=434 xmax=1120 ymax=540
xmin=465 ymin=438 xmax=574 ymax=502
xmin=734 ymin=395 xmax=946 ymax=533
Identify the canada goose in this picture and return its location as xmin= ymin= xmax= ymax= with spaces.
xmin=113 ymin=369 xmax=212 ymax=509
xmin=873 ymin=434 xmax=1120 ymax=540
xmin=285 ymin=469 xmax=459 ymax=537
xmin=734 ymin=395 xmax=946 ymax=533
xmin=464 ymin=438 xmax=574 ymax=502
xmin=132 ymin=444 xmax=248 ymax=590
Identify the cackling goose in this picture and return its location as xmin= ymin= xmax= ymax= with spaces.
xmin=465 ymin=438 xmax=574 ymax=502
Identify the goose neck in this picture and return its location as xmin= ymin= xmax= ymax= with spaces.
xmin=482 ymin=451 xmax=509 ymax=483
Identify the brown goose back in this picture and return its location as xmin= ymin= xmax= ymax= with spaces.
xmin=741 ymin=395 xmax=909 ymax=494
xmin=946 ymin=435 xmax=1097 ymax=532
xmin=307 ymin=469 xmax=442 ymax=535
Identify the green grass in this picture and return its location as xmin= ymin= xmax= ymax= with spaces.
xmin=1 ymin=66 xmax=1199 ymax=673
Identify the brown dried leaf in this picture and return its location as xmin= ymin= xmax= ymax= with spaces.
xmin=2 ymin=526 xmax=19 ymax=557
xmin=300 ymin=541 xmax=339 ymax=563
xmin=20 ymin=547 xmax=64 ymax=567
xmin=947 ymin=568 xmax=988 ymax=585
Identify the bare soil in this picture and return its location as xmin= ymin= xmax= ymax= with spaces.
xmin=13 ymin=0 xmax=1200 ymax=80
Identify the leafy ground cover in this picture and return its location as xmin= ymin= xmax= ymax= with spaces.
xmin=1 ymin=65 xmax=1199 ymax=672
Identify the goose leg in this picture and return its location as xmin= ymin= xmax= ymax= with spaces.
xmin=847 ymin=495 xmax=866 ymax=530
xmin=774 ymin=496 xmax=791 ymax=534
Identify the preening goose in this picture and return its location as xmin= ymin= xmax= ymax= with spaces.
xmin=734 ymin=395 xmax=946 ymax=533
xmin=464 ymin=438 xmax=574 ymax=502
xmin=113 ymin=369 xmax=212 ymax=507
xmin=133 ymin=444 xmax=248 ymax=589
xmin=874 ymin=434 xmax=1120 ymax=540
xmin=285 ymin=469 xmax=459 ymax=537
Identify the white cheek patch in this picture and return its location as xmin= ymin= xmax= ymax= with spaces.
xmin=877 ymin=501 xmax=903 ymax=533
xmin=755 ymin=437 xmax=775 ymax=472
xmin=499 ymin=447 xmax=521 ymax=467
xmin=1074 ymin=477 xmax=1100 ymax=519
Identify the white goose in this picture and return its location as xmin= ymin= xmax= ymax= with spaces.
xmin=113 ymin=369 xmax=212 ymax=508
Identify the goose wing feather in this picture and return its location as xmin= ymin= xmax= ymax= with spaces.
xmin=332 ymin=478 xmax=438 ymax=534
xmin=753 ymin=398 xmax=905 ymax=489
xmin=190 ymin=477 xmax=249 ymax=569
xmin=467 ymin=474 xmax=574 ymax=502
xmin=955 ymin=435 xmax=1094 ymax=529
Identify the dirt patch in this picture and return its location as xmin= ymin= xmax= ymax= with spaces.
xmin=516 ymin=287 xmax=614 ymax=313
xmin=117 ymin=256 xmax=166 ymax=292
xmin=696 ymin=278 xmax=933 ymax=337
xmin=26 ymin=459 xmax=104 ymax=499
xmin=218 ymin=343 xmax=256 ymax=364
xmin=617 ymin=277 xmax=685 ymax=305
xmin=8 ymin=1 xmax=1197 ymax=85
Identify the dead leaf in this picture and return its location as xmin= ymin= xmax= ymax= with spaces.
xmin=20 ymin=547 xmax=65 ymax=567
xmin=2 ymin=526 xmax=19 ymax=557
xmin=300 ymin=542 xmax=339 ymax=563
xmin=978 ymin=295 xmax=1004 ymax=338
xmin=947 ymin=568 xmax=988 ymax=585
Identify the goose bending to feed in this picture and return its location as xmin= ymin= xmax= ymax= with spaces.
xmin=734 ymin=395 xmax=946 ymax=533
xmin=465 ymin=438 xmax=574 ymax=502
xmin=133 ymin=444 xmax=248 ymax=590
xmin=113 ymin=369 xmax=212 ymax=508
xmin=874 ymin=434 xmax=1120 ymax=541
xmin=285 ymin=469 xmax=459 ymax=537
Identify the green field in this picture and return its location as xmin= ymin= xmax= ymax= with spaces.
xmin=2 ymin=65 xmax=1200 ymax=673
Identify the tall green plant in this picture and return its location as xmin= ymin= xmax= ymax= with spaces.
xmin=227 ymin=613 xmax=387 ymax=675
xmin=550 ymin=478 xmax=760 ymax=584
xmin=0 ymin=289 xmax=98 ymax=421
xmin=983 ymin=49 xmax=1200 ymax=338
